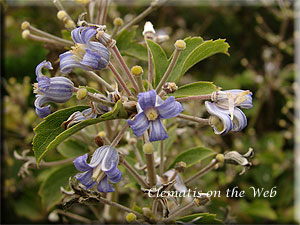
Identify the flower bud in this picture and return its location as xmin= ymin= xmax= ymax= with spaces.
xmin=216 ymin=154 xmax=224 ymax=163
xmin=143 ymin=143 xmax=153 ymax=154
xmin=94 ymin=135 xmax=104 ymax=147
xmin=131 ymin=65 xmax=143 ymax=76
xmin=76 ymin=88 xmax=88 ymax=100
xmin=21 ymin=21 xmax=30 ymax=30
xmin=126 ymin=213 xmax=136 ymax=223
xmin=98 ymin=131 xmax=106 ymax=138
xmin=174 ymin=161 xmax=186 ymax=173
xmin=65 ymin=19 xmax=76 ymax=29
xmin=48 ymin=211 xmax=59 ymax=222
xmin=57 ymin=10 xmax=67 ymax=21
xmin=162 ymin=82 xmax=178 ymax=94
xmin=22 ymin=30 xmax=30 ymax=39
xmin=113 ymin=17 xmax=123 ymax=26
xmin=143 ymin=21 xmax=155 ymax=37
xmin=175 ymin=39 xmax=186 ymax=50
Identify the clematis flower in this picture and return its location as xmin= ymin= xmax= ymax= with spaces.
xmin=127 ymin=90 xmax=183 ymax=142
xmin=205 ymin=89 xmax=253 ymax=135
xmin=59 ymin=26 xmax=110 ymax=73
xmin=34 ymin=60 xmax=74 ymax=118
xmin=73 ymin=145 xmax=122 ymax=193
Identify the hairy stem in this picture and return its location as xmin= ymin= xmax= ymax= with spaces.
xmin=54 ymin=209 xmax=92 ymax=223
xmin=163 ymin=200 xmax=196 ymax=222
xmin=159 ymin=141 xmax=164 ymax=176
xmin=110 ymin=123 xmax=129 ymax=147
xmin=176 ymin=94 xmax=212 ymax=102
xmin=177 ymin=114 xmax=209 ymax=125
xmin=84 ymin=71 xmax=114 ymax=92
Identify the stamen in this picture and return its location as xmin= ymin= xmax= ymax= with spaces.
xmin=92 ymin=163 xmax=105 ymax=182
xmin=71 ymin=43 xmax=86 ymax=60
xmin=33 ymin=83 xmax=39 ymax=94
xmin=145 ymin=107 xmax=159 ymax=121
xmin=227 ymin=92 xmax=234 ymax=120
xmin=234 ymin=90 xmax=250 ymax=105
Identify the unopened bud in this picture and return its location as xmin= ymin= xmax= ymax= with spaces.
xmin=65 ymin=19 xmax=76 ymax=29
xmin=143 ymin=21 xmax=155 ymax=36
xmin=48 ymin=211 xmax=59 ymax=222
xmin=216 ymin=154 xmax=224 ymax=163
xmin=113 ymin=17 xmax=123 ymax=26
xmin=21 ymin=21 xmax=30 ymax=30
xmin=175 ymin=39 xmax=186 ymax=50
xmin=194 ymin=195 xmax=210 ymax=207
xmin=131 ymin=65 xmax=143 ymax=76
xmin=76 ymin=88 xmax=88 ymax=100
xmin=174 ymin=161 xmax=186 ymax=173
xmin=128 ymin=138 xmax=137 ymax=145
xmin=162 ymin=82 xmax=178 ymax=94
xmin=57 ymin=10 xmax=67 ymax=21
xmin=126 ymin=213 xmax=136 ymax=223
xmin=94 ymin=135 xmax=104 ymax=147
xmin=22 ymin=30 xmax=30 ymax=39
xmin=143 ymin=143 xmax=153 ymax=154
xmin=98 ymin=131 xmax=106 ymax=138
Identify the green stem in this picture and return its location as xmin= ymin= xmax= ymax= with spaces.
xmin=84 ymin=71 xmax=114 ymax=92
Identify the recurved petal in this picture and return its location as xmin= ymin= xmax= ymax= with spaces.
xmin=205 ymin=101 xmax=232 ymax=135
xmin=71 ymin=27 xmax=85 ymax=43
xmin=127 ymin=112 xmax=150 ymax=137
xmin=35 ymin=60 xmax=53 ymax=79
xmin=232 ymin=107 xmax=247 ymax=132
xmin=89 ymin=146 xmax=109 ymax=168
xmin=81 ymin=27 xmax=97 ymax=44
xmin=149 ymin=119 xmax=168 ymax=142
xmin=59 ymin=51 xmax=91 ymax=73
xmin=34 ymin=95 xmax=51 ymax=118
xmin=106 ymin=167 xmax=122 ymax=183
xmin=73 ymin=153 xmax=93 ymax=172
xmin=37 ymin=76 xmax=50 ymax=90
xmin=101 ymin=147 xmax=119 ymax=172
xmin=75 ymin=170 xmax=96 ymax=189
xmin=156 ymin=96 xmax=183 ymax=119
xmin=138 ymin=90 xmax=157 ymax=110
xmin=97 ymin=176 xmax=115 ymax=193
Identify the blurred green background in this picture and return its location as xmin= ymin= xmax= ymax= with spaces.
xmin=3 ymin=0 xmax=296 ymax=223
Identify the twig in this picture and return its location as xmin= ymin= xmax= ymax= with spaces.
xmin=176 ymin=95 xmax=211 ymax=102
xmin=159 ymin=141 xmax=164 ymax=176
xmin=84 ymin=71 xmax=114 ymax=92
xmin=54 ymin=209 xmax=92 ymax=223
xmin=177 ymin=114 xmax=209 ymax=125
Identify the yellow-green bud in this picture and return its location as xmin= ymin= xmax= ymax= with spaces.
xmin=175 ymin=39 xmax=186 ymax=50
xmin=22 ymin=30 xmax=30 ymax=39
xmin=113 ymin=17 xmax=123 ymax=26
xmin=21 ymin=21 xmax=30 ymax=30
xmin=143 ymin=143 xmax=153 ymax=154
xmin=126 ymin=213 xmax=136 ymax=223
xmin=76 ymin=88 xmax=88 ymax=100
xmin=131 ymin=66 xmax=143 ymax=76
xmin=216 ymin=154 xmax=224 ymax=163
xmin=57 ymin=10 xmax=67 ymax=21
xmin=98 ymin=131 xmax=106 ymax=138
xmin=65 ymin=19 xmax=76 ymax=29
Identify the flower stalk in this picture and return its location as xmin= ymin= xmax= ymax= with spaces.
xmin=84 ymin=71 xmax=114 ymax=92
xmin=159 ymin=141 xmax=164 ymax=176
xmin=143 ymin=143 xmax=157 ymax=187
xmin=176 ymin=94 xmax=212 ymax=102
xmin=22 ymin=30 xmax=67 ymax=47
xmin=110 ymin=123 xmax=129 ymax=147
xmin=177 ymin=113 xmax=209 ymax=125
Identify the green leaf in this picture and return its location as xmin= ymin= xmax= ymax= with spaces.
xmin=146 ymin=39 xmax=169 ymax=87
xmin=168 ymin=146 xmax=215 ymax=170
xmin=177 ymin=213 xmax=223 ymax=224
xmin=168 ymin=37 xmax=204 ymax=82
xmin=240 ymin=199 xmax=277 ymax=220
xmin=33 ymin=101 xmax=128 ymax=165
xmin=57 ymin=139 xmax=88 ymax=158
xmin=39 ymin=164 xmax=77 ymax=210
xmin=33 ymin=106 xmax=89 ymax=165
xmin=170 ymin=39 xmax=230 ymax=82
xmin=116 ymin=28 xmax=148 ymax=61
xmin=171 ymin=81 xmax=218 ymax=97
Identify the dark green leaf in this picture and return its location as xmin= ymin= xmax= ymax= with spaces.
xmin=168 ymin=146 xmax=215 ymax=169
xmin=39 ymin=164 xmax=77 ymax=210
xmin=146 ymin=39 xmax=169 ymax=87
xmin=171 ymin=81 xmax=218 ymax=97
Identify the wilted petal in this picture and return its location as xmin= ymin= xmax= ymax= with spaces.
xmin=205 ymin=101 xmax=232 ymax=135
xmin=73 ymin=153 xmax=92 ymax=172
xmin=127 ymin=112 xmax=150 ymax=137
xmin=149 ymin=119 xmax=168 ymax=142
xmin=156 ymin=96 xmax=183 ymax=119
xmin=97 ymin=176 xmax=115 ymax=193
xmin=232 ymin=107 xmax=247 ymax=132
xmin=75 ymin=170 xmax=96 ymax=189
xmin=138 ymin=90 xmax=156 ymax=110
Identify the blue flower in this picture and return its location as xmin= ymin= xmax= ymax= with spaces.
xmin=205 ymin=89 xmax=253 ymax=135
xmin=73 ymin=145 xmax=122 ymax=193
xmin=127 ymin=90 xmax=183 ymax=142
xmin=59 ymin=26 xmax=110 ymax=73
xmin=34 ymin=61 xmax=74 ymax=118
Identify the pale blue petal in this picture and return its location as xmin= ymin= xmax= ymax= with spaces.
xmin=101 ymin=147 xmax=119 ymax=172
xmin=73 ymin=153 xmax=92 ymax=172
xmin=89 ymin=146 xmax=109 ymax=168
xmin=149 ymin=119 xmax=168 ymax=142
xmin=71 ymin=27 xmax=84 ymax=44
xmin=59 ymin=51 xmax=91 ymax=73
xmin=97 ymin=176 xmax=115 ymax=193
xmin=232 ymin=107 xmax=247 ymax=132
xmin=138 ymin=90 xmax=157 ymax=110
xmin=156 ymin=96 xmax=183 ymax=119
xmin=75 ymin=170 xmax=96 ymax=189
xmin=205 ymin=101 xmax=232 ymax=135
xmin=127 ymin=112 xmax=150 ymax=137
xmin=35 ymin=60 xmax=53 ymax=80
xmin=106 ymin=167 xmax=122 ymax=183
xmin=34 ymin=95 xmax=51 ymax=118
